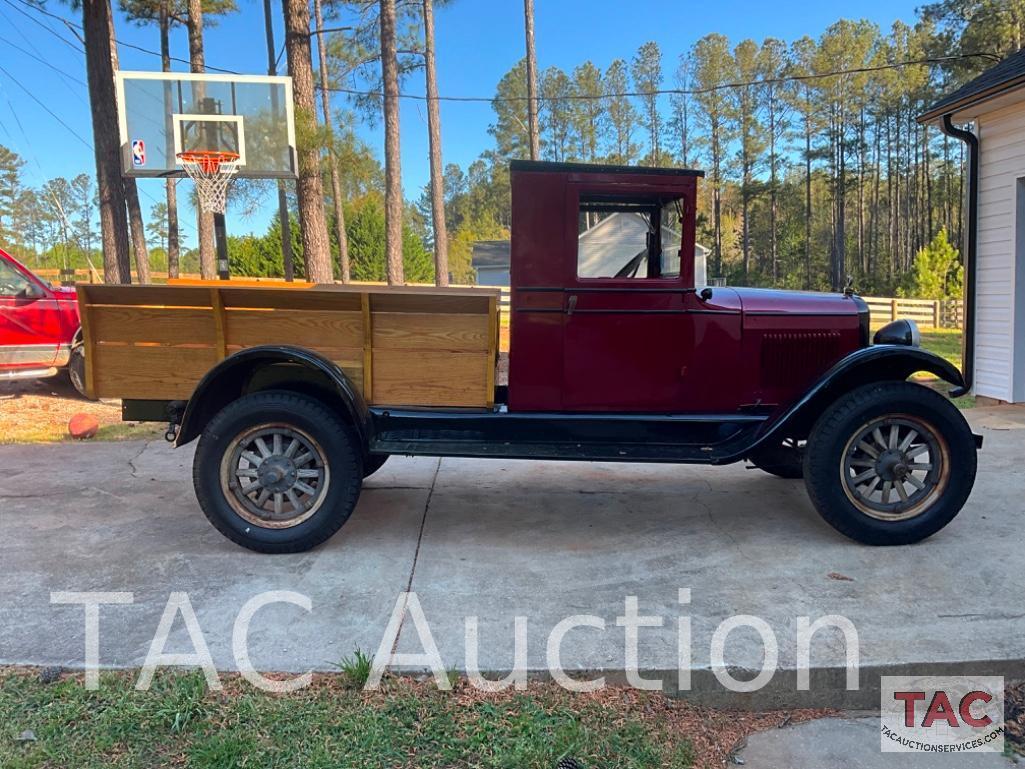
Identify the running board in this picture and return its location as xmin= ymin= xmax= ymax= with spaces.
xmin=368 ymin=408 xmax=767 ymax=465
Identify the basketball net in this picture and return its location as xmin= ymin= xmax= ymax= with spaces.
xmin=177 ymin=151 xmax=240 ymax=215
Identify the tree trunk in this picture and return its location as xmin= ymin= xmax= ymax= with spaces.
xmin=313 ymin=0 xmax=350 ymax=282
xmin=871 ymin=113 xmax=881 ymax=280
xmin=422 ymin=0 xmax=448 ymax=287
xmin=768 ymin=88 xmax=778 ymax=283
xmin=159 ymin=3 xmax=180 ymax=279
xmin=924 ymin=125 xmax=933 ymax=241
xmin=380 ymin=0 xmax=404 ymax=284
xmin=83 ymin=0 xmax=131 ymax=284
xmin=523 ymin=0 xmax=540 ymax=161
xmin=123 ymin=178 xmax=151 ymax=283
xmin=804 ymin=93 xmax=812 ymax=290
xmin=105 ymin=6 xmax=149 ymax=283
xmin=262 ymin=0 xmax=294 ymax=281
xmin=186 ymin=0 xmax=215 ymax=279
xmin=858 ymin=105 xmax=865 ymax=275
xmin=284 ymin=0 xmax=333 ymax=282
xmin=741 ymin=156 xmax=750 ymax=283
xmin=835 ymin=109 xmax=846 ymax=291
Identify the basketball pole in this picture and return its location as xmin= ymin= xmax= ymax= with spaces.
xmin=214 ymin=212 xmax=230 ymax=280
xmin=201 ymin=97 xmax=231 ymax=281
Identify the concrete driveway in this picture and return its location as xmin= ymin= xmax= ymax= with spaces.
xmin=1 ymin=406 xmax=1023 ymax=708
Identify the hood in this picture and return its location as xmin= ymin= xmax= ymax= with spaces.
xmin=731 ymin=286 xmax=863 ymax=316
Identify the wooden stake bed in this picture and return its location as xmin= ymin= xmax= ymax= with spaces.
xmin=77 ymin=283 xmax=501 ymax=408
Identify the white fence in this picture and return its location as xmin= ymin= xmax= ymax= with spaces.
xmin=493 ymin=288 xmax=960 ymax=329
xmin=861 ymin=296 xmax=962 ymax=329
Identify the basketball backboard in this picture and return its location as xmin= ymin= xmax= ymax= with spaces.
xmin=115 ymin=71 xmax=297 ymax=179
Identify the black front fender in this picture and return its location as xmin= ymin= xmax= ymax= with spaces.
xmin=727 ymin=345 xmax=966 ymax=462
xmin=175 ymin=346 xmax=371 ymax=448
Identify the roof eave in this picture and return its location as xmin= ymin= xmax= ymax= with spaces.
xmin=918 ymin=72 xmax=1025 ymax=124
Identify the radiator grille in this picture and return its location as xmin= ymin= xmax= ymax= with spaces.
xmin=760 ymin=331 xmax=842 ymax=389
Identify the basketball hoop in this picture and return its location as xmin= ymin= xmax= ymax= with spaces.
xmin=177 ymin=150 xmax=240 ymax=214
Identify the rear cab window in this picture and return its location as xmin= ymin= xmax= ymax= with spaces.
xmin=576 ymin=194 xmax=686 ymax=281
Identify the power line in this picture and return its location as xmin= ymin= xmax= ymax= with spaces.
xmin=0 ymin=30 xmax=89 ymax=95
xmin=0 ymin=0 xmax=82 ymax=51
xmin=7 ymin=0 xmax=240 ymax=75
xmin=5 ymin=0 xmax=1003 ymax=109
xmin=321 ymin=52 xmax=1002 ymax=104
xmin=0 ymin=62 xmax=92 ymax=150
xmin=0 ymin=60 xmax=196 ymax=235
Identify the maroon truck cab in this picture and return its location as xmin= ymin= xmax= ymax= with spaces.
xmin=507 ymin=161 xmax=867 ymax=416
xmin=0 ymin=247 xmax=84 ymax=391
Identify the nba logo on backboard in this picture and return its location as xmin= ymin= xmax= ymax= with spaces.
xmin=131 ymin=139 xmax=146 ymax=167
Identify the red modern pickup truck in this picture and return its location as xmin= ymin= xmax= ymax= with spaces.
xmin=0 ymin=247 xmax=87 ymax=396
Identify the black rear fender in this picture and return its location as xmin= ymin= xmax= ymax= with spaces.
xmin=729 ymin=345 xmax=966 ymax=462
xmin=175 ymin=346 xmax=371 ymax=448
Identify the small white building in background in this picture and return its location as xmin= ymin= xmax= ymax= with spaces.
xmin=472 ymin=212 xmax=709 ymax=289
xmin=921 ymin=48 xmax=1025 ymax=404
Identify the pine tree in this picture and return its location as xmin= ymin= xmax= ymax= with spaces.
xmin=631 ymin=41 xmax=664 ymax=165
xmin=570 ymin=62 xmax=603 ymax=162
xmin=691 ymin=33 xmax=737 ymax=279
xmin=603 ymin=59 xmax=637 ymax=164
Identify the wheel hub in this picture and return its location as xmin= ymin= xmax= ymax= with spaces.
xmin=256 ymin=456 xmax=298 ymax=492
xmin=220 ymin=424 xmax=330 ymax=529
xmin=840 ymin=415 xmax=949 ymax=521
xmin=875 ymin=449 xmax=910 ymax=482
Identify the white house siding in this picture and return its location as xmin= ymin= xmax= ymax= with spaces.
xmin=975 ymin=101 xmax=1025 ymax=402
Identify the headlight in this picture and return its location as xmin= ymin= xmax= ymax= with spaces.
xmin=873 ymin=319 xmax=921 ymax=347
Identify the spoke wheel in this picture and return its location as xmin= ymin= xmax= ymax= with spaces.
xmin=840 ymin=414 xmax=950 ymax=521
xmin=220 ymin=423 xmax=330 ymax=529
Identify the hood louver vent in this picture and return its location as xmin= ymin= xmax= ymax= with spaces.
xmin=761 ymin=332 xmax=842 ymax=389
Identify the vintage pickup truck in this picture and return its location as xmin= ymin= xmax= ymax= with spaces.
xmin=78 ymin=160 xmax=980 ymax=553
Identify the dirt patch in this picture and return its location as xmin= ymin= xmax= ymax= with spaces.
xmin=0 ymin=377 xmax=161 ymax=444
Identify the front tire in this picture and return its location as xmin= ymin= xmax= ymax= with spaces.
xmin=193 ymin=391 xmax=363 ymax=553
xmin=803 ymin=381 xmax=976 ymax=545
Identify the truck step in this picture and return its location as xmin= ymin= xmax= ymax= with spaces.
xmin=368 ymin=408 xmax=766 ymax=465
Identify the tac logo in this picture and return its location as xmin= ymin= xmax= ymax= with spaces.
xmin=131 ymin=139 xmax=146 ymax=167
xmin=880 ymin=675 xmax=1005 ymax=753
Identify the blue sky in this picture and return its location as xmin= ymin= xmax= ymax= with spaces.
xmin=0 ymin=0 xmax=922 ymax=246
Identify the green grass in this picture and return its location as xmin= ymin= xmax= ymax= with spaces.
xmin=0 ymin=670 xmax=696 ymax=769
xmin=914 ymin=328 xmax=975 ymax=410
xmin=918 ymin=328 xmax=962 ymax=369
xmin=333 ymin=648 xmax=373 ymax=689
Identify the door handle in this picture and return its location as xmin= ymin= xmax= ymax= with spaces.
xmin=567 ymin=295 xmax=577 ymax=316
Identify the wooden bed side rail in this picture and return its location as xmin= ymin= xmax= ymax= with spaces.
xmin=76 ymin=283 xmax=501 ymax=408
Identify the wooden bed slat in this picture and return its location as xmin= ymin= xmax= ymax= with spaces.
xmin=372 ymin=350 xmax=489 ymax=407
xmin=81 ymin=283 xmax=500 ymax=408
xmin=372 ymin=312 xmax=489 ymax=351
xmin=225 ymin=309 xmax=363 ymax=349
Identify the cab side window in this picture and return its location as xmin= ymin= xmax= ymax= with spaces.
xmin=576 ymin=194 xmax=684 ymax=280
xmin=0 ymin=260 xmax=32 ymax=297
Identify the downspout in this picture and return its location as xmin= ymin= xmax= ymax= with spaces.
xmin=939 ymin=114 xmax=978 ymax=398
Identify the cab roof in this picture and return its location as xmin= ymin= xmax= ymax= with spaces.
xmin=509 ymin=159 xmax=704 ymax=178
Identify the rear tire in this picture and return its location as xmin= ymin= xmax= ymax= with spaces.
xmin=803 ymin=381 xmax=976 ymax=545
xmin=193 ymin=390 xmax=363 ymax=553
